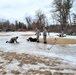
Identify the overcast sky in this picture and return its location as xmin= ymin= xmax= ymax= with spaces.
xmin=0 ymin=0 xmax=76 ymax=24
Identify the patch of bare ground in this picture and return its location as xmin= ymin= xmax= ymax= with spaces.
xmin=11 ymin=70 xmax=21 ymax=74
xmin=0 ymin=52 xmax=76 ymax=75
xmin=22 ymin=33 xmax=76 ymax=44
xmin=54 ymin=72 xmax=74 ymax=75
xmin=0 ymin=52 xmax=64 ymax=66
xmin=26 ymin=69 xmax=51 ymax=75
xmin=40 ymin=38 xmax=76 ymax=44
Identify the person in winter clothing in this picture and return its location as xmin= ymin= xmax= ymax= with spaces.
xmin=43 ymin=27 xmax=47 ymax=43
xmin=35 ymin=28 xmax=40 ymax=42
xmin=59 ymin=30 xmax=64 ymax=37
xmin=6 ymin=36 xmax=19 ymax=43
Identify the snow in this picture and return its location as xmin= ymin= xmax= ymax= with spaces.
xmin=0 ymin=31 xmax=76 ymax=74
xmin=22 ymin=63 xmax=49 ymax=71
xmin=0 ymin=31 xmax=76 ymax=61
xmin=4 ymin=61 xmax=20 ymax=72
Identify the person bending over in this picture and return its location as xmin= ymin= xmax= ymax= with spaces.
xmin=35 ymin=28 xmax=41 ymax=42
xmin=6 ymin=36 xmax=19 ymax=43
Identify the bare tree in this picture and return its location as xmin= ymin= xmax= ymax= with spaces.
xmin=35 ymin=9 xmax=47 ymax=30
xmin=2 ymin=20 xmax=10 ymax=31
xmin=25 ymin=16 xmax=32 ymax=30
xmin=15 ymin=20 xmax=19 ymax=30
xmin=52 ymin=0 xmax=74 ymax=31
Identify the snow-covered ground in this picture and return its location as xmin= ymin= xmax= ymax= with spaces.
xmin=0 ymin=31 xmax=76 ymax=75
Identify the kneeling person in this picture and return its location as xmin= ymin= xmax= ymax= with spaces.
xmin=6 ymin=36 xmax=19 ymax=43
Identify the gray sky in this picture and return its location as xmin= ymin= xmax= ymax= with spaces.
xmin=0 ymin=0 xmax=76 ymax=24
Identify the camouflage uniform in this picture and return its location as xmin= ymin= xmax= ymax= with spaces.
xmin=59 ymin=30 xmax=64 ymax=37
xmin=36 ymin=28 xmax=40 ymax=42
xmin=6 ymin=36 xmax=18 ymax=43
xmin=43 ymin=27 xmax=47 ymax=43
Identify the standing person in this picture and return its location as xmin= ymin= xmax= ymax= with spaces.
xmin=59 ymin=30 xmax=64 ymax=37
xmin=35 ymin=28 xmax=40 ymax=42
xmin=61 ymin=30 xmax=64 ymax=37
xmin=43 ymin=27 xmax=47 ymax=44
xmin=48 ymin=29 xmax=50 ymax=35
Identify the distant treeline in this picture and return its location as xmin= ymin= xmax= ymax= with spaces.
xmin=0 ymin=20 xmax=76 ymax=35
xmin=47 ymin=25 xmax=76 ymax=35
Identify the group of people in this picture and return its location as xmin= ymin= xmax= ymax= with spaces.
xmin=6 ymin=27 xmax=47 ymax=44
xmin=36 ymin=27 xmax=47 ymax=44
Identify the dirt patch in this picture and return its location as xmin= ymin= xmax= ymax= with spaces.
xmin=11 ymin=70 xmax=21 ymax=74
xmin=0 ymin=52 xmax=76 ymax=74
xmin=22 ymin=34 xmax=35 ymax=36
xmin=1 ymin=52 xmax=63 ymax=67
xmin=22 ymin=33 xmax=76 ymax=44
xmin=26 ymin=69 xmax=51 ymax=75
xmin=39 ymin=38 xmax=76 ymax=44
xmin=22 ymin=34 xmax=76 ymax=44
